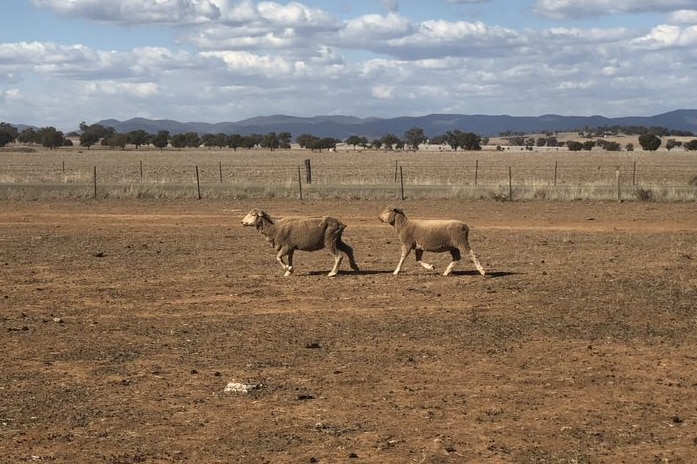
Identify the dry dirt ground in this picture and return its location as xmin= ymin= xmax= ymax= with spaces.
xmin=2 ymin=198 xmax=697 ymax=464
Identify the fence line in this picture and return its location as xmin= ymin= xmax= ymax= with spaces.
xmin=1 ymin=159 xmax=696 ymax=201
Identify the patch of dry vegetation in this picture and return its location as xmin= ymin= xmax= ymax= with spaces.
xmin=0 ymin=144 xmax=696 ymax=201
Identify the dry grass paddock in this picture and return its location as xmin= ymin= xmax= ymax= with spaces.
xmin=1 ymin=144 xmax=697 ymax=201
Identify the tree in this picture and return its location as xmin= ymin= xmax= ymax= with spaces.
xmin=80 ymin=122 xmax=114 ymax=149
xmin=582 ymin=140 xmax=596 ymax=151
xmin=151 ymin=130 xmax=170 ymax=149
xmin=201 ymin=133 xmax=216 ymax=148
xmin=381 ymin=134 xmax=401 ymax=150
xmin=227 ymin=134 xmax=243 ymax=151
xmin=0 ymin=122 xmax=18 ymax=147
xmin=665 ymin=139 xmax=682 ymax=151
xmin=37 ymin=127 xmax=65 ymax=150
xmin=79 ymin=131 xmax=100 ymax=149
xmin=278 ymin=132 xmax=292 ymax=149
xmin=184 ymin=132 xmax=201 ymax=148
xmin=684 ymin=139 xmax=697 ymax=151
xmin=296 ymin=133 xmax=317 ymax=149
xmin=127 ymin=130 xmax=149 ymax=148
xmin=103 ymin=132 xmax=128 ymax=150
xmin=638 ymin=133 xmax=661 ymax=151
xmin=459 ymin=132 xmax=482 ymax=151
xmin=566 ymin=141 xmax=583 ymax=151
xmin=18 ymin=127 xmax=38 ymax=144
xmin=170 ymin=133 xmax=187 ymax=150
xmin=260 ymin=132 xmax=279 ymax=150
xmin=345 ymin=135 xmax=368 ymax=150
xmin=404 ymin=127 xmax=426 ymax=151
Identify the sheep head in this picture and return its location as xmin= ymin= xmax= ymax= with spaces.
xmin=378 ymin=205 xmax=404 ymax=226
xmin=242 ymin=208 xmax=272 ymax=227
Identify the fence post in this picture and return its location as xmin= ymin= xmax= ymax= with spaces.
xmin=297 ymin=165 xmax=304 ymax=200
xmin=508 ymin=166 xmax=513 ymax=201
xmin=554 ymin=161 xmax=558 ymax=186
xmin=62 ymin=160 xmax=65 ymax=174
xmin=632 ymin=161 xmax=636 ymax=186
xmin=219 ymin=161 xmax=223 ymax=184
xmin=474 ymin=160 xmax=479 ymax=186
xmin=93 ymin=166 xmax=97 ymax=199
xmin=616 ymin=169 xmax=621 ymax=202
xmin=195 ymin=165 xmax=201 ymax=200
xmin=304 ymin=159 xmax=312 ymax=184
xmin=399 ymin=165 xmax=405 ymax=201
xmin=140 ymin=160 xmax=143 ymax=182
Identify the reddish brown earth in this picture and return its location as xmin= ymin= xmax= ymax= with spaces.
xmin=2 ymin=199 xmax=697 ymax=464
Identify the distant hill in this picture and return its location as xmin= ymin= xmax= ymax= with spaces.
xmin=92 ymin=109 xmax=695 ymax=139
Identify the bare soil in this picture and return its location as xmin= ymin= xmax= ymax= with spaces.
xmin=2 ymin=198 xmax=697 ymax=463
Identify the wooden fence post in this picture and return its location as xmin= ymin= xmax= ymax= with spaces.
xmin=93 ymin=166 xmax=97 ymax=199
xmin=195 ymin=165 xmax=201 ymax=200
xmin=632 ymin=161 xmax=636 ymax=186
xmin=304 ymin=159 xmax=312 ymax=184
xmin=508 ymin=166 xmax=513 ymax=201
xmin=140 ymin=160 xmax=143 ymax=182
xmin=297 ymin=165 xmax=304 ymax=200
xmin=554 ymin=161 xmax=558 ymax=186
xmin=474 ymin=160 xmax=479 ymax=186
xmin=219 ymin=161 xmax=223 ymax=184
xmin=399 ymin=165 xmax=405 ymax=201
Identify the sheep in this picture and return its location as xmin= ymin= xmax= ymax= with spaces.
xmin=241 ymin=208 xmax=360 ymax=277
xmin=378 ymin=205 xmax=486 ymax=276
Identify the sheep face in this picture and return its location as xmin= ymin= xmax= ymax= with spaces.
xmin=242 ymin=208 xmax=269 ymax=227
xmin=378 ymin=205 xmax=403 ymax=225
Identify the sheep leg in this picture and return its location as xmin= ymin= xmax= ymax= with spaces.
xmin=443 ymin=249 xmax=461 ymax=276
xmin=337 ymin=240 xmax=360 ymax=272
xmin=276 ymin=248 xmax=294 ymax=276
xmin=393 ymin=246 xmax=412 ymax=275
xmin=327 ymin=253 xmax=343 ymax=277
xmin=415 ymin=249 xmax=435 ymax=271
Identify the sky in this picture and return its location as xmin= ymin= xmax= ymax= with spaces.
xmin=1 ymin=0 xmax=697 ymax=132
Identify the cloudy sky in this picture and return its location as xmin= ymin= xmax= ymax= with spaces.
xmin=1 ymin=0 xmax=696 ymax=131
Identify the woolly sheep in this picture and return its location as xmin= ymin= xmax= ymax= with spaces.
xmin=242 ymin=208 xmax=360 ymax=277
xmin=378 ymin=205 xmax=486 ymax=276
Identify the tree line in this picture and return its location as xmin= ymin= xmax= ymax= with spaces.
xmin=1 ymin=121 xmax=696 ymax=152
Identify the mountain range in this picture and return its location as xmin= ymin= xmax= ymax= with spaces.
xmin=94 ymin=109 xmax=697 ymax=139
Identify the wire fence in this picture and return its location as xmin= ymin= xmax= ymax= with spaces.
xmin=2 ymin=153 xmax=697 ymax=201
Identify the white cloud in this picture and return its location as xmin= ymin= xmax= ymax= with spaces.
xmin=3 ymin=0 xmax=697 ymax=128
xmin=630 ymin=24 xmax=697 ymax=49
xmin=668 ymin=9 xmax=697 ymax=25
xmin=532 ymin=0 xmax=697 ymax=20
xmin=31 ymin=0 xmax=222 ymax=24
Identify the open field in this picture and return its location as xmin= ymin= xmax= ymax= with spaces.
xmin=2 ymin=198 xmax=697 ymax=463
xmin=2 ymin=146 xmax=697 ymax=201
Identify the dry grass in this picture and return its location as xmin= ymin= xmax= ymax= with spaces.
xmin=1 ymin=144 xmax=696 ymax=201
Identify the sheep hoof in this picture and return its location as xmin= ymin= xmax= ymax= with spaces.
xmin=327 ymin=271 xmax=338 ymax=277
xmin=284 ymin=267 xmax=294 ymax=277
